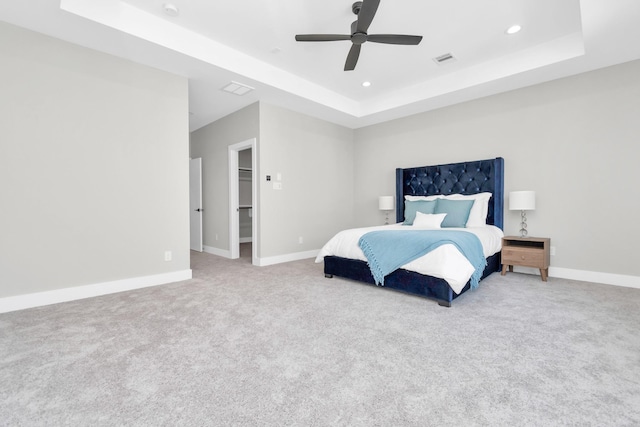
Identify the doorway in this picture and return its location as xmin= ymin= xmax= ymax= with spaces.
xmin=238 ymin=148 xmax=252 ymax=261
xmin=228 ymin=138 xmax=257 ymax=265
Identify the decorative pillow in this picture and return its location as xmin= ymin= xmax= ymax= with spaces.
xmin=405 ymin=192 xmax=492 ymax=227
xmin=413 ymin=212 xmax=447 ymax=228
xmin=447 ymin=193 xmax=491 ymax=227
xmin=403 ymin=200 xmax=437 ymax=225
xmin=434 ymin=199 xmax=474 ymax=228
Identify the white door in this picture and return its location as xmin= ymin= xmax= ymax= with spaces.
xmin=189 ymin=158 xmax=203 ymax=252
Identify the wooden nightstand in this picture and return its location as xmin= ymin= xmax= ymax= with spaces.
xmin=501 ymin=236 xmax=551 ymax=281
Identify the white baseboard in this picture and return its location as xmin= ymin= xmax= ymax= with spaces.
xmin=3 ymin=258 xmax=636 ymax=314
xmin=256 ymin=249 xmax=319 ymax=267
xmin=202 ymin=245 xmax=316 ymax=266
xmin=0 ymin=269 xmax=192 ymax=314
xmin=203 ymin=245 xmax=231 ymax=258
xmin=512 ymin=266 xmax=640 ymax=289
xmin=241 ymin=250 xmax=638 ymax=290
xmin=549 ymin=266 xmax=640 ymax=289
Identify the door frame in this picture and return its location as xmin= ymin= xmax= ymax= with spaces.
xmin=189 ymin=157 xmax=203 ymax=252
xmin=228 ymin=138 xmax=257 ymax=264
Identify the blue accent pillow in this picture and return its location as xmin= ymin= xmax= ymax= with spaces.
xmin=403 ymin=200 xmax=437 ymax=225
xmin=435 ymin=199 xmax=475 ymax=227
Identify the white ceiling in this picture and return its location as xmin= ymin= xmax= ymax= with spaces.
xmin=2 ymin=0 xmax=640 ymax=131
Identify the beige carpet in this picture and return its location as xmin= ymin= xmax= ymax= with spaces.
xmin=1 ymin=251 xmax=639 ymax=426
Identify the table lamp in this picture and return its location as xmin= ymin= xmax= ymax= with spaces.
xmin=509 ymin=191 xmax=535 ymax=237
xmin=378 ymin=196 xmax=394 ymax=225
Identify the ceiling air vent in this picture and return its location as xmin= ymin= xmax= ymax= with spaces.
xmin=433 ymin=53 xmax=456 ymax=65
xmin=221 ymin=81 xmax=254 ymax=96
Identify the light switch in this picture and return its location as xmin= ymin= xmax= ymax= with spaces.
xmin=276 ymin=172 xmax=282 ymax=181
xmin=273 ymin=182 xmax=282 ymax=190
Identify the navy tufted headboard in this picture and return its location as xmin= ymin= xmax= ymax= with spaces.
xmin=395 ymin=157 xmax=504 ymax=228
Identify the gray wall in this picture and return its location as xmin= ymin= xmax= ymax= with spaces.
xmin=190 ymin=102 xmax=355 ymax=260
xmin=0 ymin=22 xmax=190 ymax=298
xmin=191 ymin=61 xmax=640 ymax=279
xmin=190 ymin=103 xmax=259 ymax=252
xmin=354 ymin=60 xmax=640 ymax=277
xmin=8 ymin=17 xmax=633 ymax=297
xmin=258 ymin=103 xmax=355 ymax=258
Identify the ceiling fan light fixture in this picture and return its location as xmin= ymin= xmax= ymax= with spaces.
xmin=506 ymin=25 xmax=522 ymax=35
xmin=362 ymin=81 xmax=371 ymax=87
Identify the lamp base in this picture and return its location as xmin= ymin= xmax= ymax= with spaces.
xmin=519 ymin=210 xmax=528 ymax=237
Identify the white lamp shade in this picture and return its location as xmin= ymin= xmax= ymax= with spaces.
xmin=378 ymin=196 xmax=394 ymax=210
xmin=509 ymin=191 xmax=536 ymax=210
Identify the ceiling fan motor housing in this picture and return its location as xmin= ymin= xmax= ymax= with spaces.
xmin=351 ymin=31 xmax=367 ymax=44
xmin=350 ymin=20 xmax=367 ymax=44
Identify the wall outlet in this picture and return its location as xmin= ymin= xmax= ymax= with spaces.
xmin=550 ymin=246 xmax=556 ymax=256
xmin=298 ymin=236 xmax=303 ymax=244
xmin=273 ymin=182 xmax=282 ymax=190
xmin=164 ymin=251 xmax=172 ymax=261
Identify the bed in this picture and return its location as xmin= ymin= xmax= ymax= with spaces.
xmin=316 ymin=157 xmax=504 ymax=307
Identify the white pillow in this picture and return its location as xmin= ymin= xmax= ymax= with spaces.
xmin=413 ymin=212 xmax=447 ymax=228
xmin=405 ymin=192 xmax=491 ymax=227
xmin=405 ymin=195 xmax=442 ymax=202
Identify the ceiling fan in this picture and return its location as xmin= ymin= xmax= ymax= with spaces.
xmin=295 ymin=0 xmax=423 ymax=71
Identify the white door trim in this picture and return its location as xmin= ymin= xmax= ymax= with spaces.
xmin=189 ymin=157 xmax=203 ymax=252
xmin=228 ymin=138 xmax=257 ymax=264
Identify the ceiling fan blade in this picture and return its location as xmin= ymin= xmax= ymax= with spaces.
xmin=356 ymin=0 xmax=380 ymax=33
xmin=295 ymin=34 xmax=351 ymax=42
xmin=367 ymin=34 xmax=423 ymax=45
xmin=344 ymin=44 xmax=361 ymax=71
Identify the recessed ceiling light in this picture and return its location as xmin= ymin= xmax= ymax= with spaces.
xmin=163 ymin=3 xmax=179 ymax=17
xmin=506 ymin=25 xmax=522 ymax=35
xmin=362 ymin=81 xmax=371 ymax=87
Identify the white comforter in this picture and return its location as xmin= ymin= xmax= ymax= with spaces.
xmin=315 ymin=224 xmax=504 ymax=294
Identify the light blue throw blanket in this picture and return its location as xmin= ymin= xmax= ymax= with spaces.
xmin=358 ymin=230 xmax=487 ymax=288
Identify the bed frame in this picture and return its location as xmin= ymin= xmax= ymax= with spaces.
xmin=323 ymin=157 xmax=504 ymax=307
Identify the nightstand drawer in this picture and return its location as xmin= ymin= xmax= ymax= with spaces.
xmin=502 ymin=247 xmax=545 ymax=267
